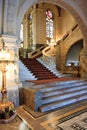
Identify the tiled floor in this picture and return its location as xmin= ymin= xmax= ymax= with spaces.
xmin=48 ymin=109 xmax=87 ymax=130
xmin=0 ymin=101 xmax=87 ymax=130
xmin=40 ymin=101 xmax=87 ymax=130
xmin=0 ymin=116 xmax=31 ymax=130
xmin=1 ymin=100 xmax=87 ymax=130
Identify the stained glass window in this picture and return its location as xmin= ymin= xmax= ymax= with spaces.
xmin=46 ymin=10 xmax=53 ymax=41
xmin=29 ymin=13 xmax=33 ymax=46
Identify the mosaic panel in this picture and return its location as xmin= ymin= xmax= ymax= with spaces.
xmin=82 ymin=118 xmax=87 ymax=124
xmin=48 ymin=109 xmax=87 ymax=130
xmin=70 ymin=123 xmax=86 ymax=130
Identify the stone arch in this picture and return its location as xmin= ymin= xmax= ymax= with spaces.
xmin=17 ymin=0 xmax=87 ymax=77
xmin=56 ymin=24 xmax=83 ymax=71
xmin=17 ymin=0 xmax=86 ymax=41
xmin=65 ymin=39 xmax=83 ymax=66
xmin=61 ymin=26 xmax=83 ymax=61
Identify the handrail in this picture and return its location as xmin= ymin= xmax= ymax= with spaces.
xmin=42 ymin=22 xmax=79 ymax=64
xmin=45 ymin=47 xmax=51 ymax=52
xmin=28 ymin=45 xmax=46 ymax=58
xmin=57 ymin=23 xmax=78 ymax=44
xmin=72 ymin=24 xmax=78 ymax=31
xmin=63 ymin=34 xmax=69 ymax=41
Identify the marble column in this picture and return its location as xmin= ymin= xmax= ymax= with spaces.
xmin=32 ymin=4 xmax=46 ymax=45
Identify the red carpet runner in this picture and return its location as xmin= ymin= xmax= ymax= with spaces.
xmin=20 ymin=57 xmax=58 ymax=80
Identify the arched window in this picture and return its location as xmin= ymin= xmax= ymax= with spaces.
xmin=20 ymin=24 xmax=23 ymax=41
xmin=29 ymin=13 xmax=33 ymax=46
xmin=20 ymin=24 xmax=23 ymax=48
xmin=46 ymin=10 xmax=54 ymax=44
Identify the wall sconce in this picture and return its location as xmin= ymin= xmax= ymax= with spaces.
xmin=0 ymin=39 xmax=16 ymax=123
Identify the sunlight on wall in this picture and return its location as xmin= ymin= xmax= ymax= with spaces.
xmin=20 ymin=24 xmax=23 ymax=41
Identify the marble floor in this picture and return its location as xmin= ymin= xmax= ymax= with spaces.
xmin=1 ymin=100 xmax=87 ymax=130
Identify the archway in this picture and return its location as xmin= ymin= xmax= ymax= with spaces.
xmin=17 ymin=0 xmax=87 ymax=78
xmin=17 ymin=0 xmax=86 ymax=39
xmin=66 ymin=39 xmax=83 ymax=66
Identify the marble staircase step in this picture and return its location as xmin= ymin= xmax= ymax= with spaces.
xmin=40 ymin=81 xmax=87 ymax=92
xmin=28 ymin=79 xmax=86 ymax=89
xmin=20 ymin=71 xmax=33 ymax=74
xmin=36 ymin=76 xmax=57 ymax=79
xmin=20 ymin=77 xmax=37 ymax=80
xmin=39 ymin=93 xmax=87 ymax=112
xmin=43 ymin=84 xmax=87 ymax=98
xmin=42 ymin=87 xmax=87 ymax=105
xmin=49 ymin=79 xmax=85 ymax=86
xmin=19 ymin=73 xmax=34 ymax=77
xmin=38 ymin=79 xmax=87 ymax=112
xmin=19 ymin=60 xmax=36 ymax=81
xmin=32 ymin=73 xmax=55 ymax=76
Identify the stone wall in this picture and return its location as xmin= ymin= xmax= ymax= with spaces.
xmin=56 ymin=25 xmax=83 ymax=72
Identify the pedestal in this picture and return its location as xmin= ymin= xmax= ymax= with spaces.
xmin=0 ymin=100 xmax=16 ymax=123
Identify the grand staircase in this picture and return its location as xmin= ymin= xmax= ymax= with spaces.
xmin=20 ymin=57 xmax=58 ymax=80
xmin=38 ymin=79 xmax=87 ymax=112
